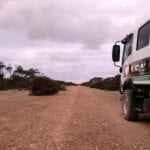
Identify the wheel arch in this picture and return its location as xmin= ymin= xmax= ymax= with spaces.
xmin=122 ymin=78 xmax=134 ymax=91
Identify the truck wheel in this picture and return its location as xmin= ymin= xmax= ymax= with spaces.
xmin=122 ymin=89 xmax=138 ymax=121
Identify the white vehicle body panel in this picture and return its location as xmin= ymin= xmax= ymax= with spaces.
xmin=121 ymin=20 xmax=150 ymax=87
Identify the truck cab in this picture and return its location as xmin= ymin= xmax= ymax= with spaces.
xmin=112 ymin=20 xmax=150 ymax=121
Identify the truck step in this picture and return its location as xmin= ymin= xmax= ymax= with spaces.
xmin=134 ymin=108 xmax=143 ymax=112
xmin=134 ymin=95 xmax=144 ymax=99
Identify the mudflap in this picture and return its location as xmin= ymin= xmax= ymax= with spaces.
xmin=143 ymin=98 xmax=150 ymax=112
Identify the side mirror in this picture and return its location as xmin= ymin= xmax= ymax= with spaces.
xmin=112 ymin=45 xmax=120 ymax=62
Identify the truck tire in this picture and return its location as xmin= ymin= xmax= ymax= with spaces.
xmin=122 ymin=89 xmax=138 ymax=121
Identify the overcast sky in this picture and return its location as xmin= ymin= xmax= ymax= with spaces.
xmin=0 ymin=0 xmax=149 ymax=83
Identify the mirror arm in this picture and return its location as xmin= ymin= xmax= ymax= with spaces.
xmin=114 ymin=62 xmax=121 ymax=68
xmin=115 ymin=41 xmax=120 ymax=45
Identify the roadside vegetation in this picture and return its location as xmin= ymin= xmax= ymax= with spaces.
xmin=81 ymin=75 xmax=120 ymax=91
xmin=30 ymin=77 xmax=60 ymax=96
xmin=0 ymin=61 xmax=76 ymax=95
xmin=0 ymin=61 xmax=119 ymax=94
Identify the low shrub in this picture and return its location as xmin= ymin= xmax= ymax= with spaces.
xmin=30 ymin=76 xmax=59 ymax=95
xmin=103 ymin=75 xmax=120 ymax=91
xmin=59 ymin=84 xmax=66 ymax=91
xmin=0 ymin=82 xmax=7 ymax=90
xmin=81 ymin=75 xmax=120 ymax=91
xmin=10 ymin=75 xmax=30 ymax=89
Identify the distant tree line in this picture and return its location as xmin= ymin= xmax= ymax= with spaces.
xmin=0 ymin=61 xmax=120 ymax=93
xmin=0 ymin=61 xmax=76 ymax=95
xmin=0 ymin=62 xmax=41 ymax=90
xmin=81 ymin=75 xmax=120 ymax=91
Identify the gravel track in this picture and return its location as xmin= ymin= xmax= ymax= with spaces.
xmin=0 ymin=86 xmax=150 ymax=150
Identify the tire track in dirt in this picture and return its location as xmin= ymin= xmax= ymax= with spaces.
xmin=0 ymin=87 xmax=77 ymax=150
xmin=61 ymin=87 xmax=150 ymax=150
xmin=0 ymin=86 xmax=150 ymax=150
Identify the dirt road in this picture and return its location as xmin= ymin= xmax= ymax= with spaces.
xmin=0 ymin=86 xmax=150 ymax=150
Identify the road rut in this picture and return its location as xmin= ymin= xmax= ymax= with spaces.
xmin=0 ymin=86 xmax=150 ymax=150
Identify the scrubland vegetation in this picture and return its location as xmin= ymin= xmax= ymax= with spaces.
xmin=81 ymin=75 xmax=120 ymax=91
xmin=0 ymin=62 xmax=76 ymax=95
xmin=0 ymin=61 xmax=120 ymax=95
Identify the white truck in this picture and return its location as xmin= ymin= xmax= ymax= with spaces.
xmin=112 ymin=20 xmax=150 ymax=121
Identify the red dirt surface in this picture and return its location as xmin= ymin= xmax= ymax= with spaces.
xmin=0 ymin=86 xmax=150 ymax=150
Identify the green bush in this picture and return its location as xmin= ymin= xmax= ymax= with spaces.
xmin=10 ymin=75 xmax=30 ymax=89
xmin=102 ymin=75 xmax=120 ymax=91
xmin=81 ymin=75 xmax=120 ymax=91
xmin=0 ymin=82 xmax=7 ymax=90
xmin=59 ymin=84 xmax=66 ymax=91
xmin=30 ymin=76 xmax=59 ymax=95
xmin=0 ymin=80 xmax=12 ymax=90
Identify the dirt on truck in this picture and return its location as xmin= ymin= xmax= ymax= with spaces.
xmin=0 ymin=86 xmax=150 ymax=150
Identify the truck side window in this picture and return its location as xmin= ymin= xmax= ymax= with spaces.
xmin=137 ymin=21 xmax=150 ymax=50
xmin=122 ymin=34 xmax=133 ymax=64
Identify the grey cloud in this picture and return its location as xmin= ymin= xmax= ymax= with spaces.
xmin=0 ymin=0 xmax=149 ymax=82
xmin=1 ymin=0 xmax=147 ymax=49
